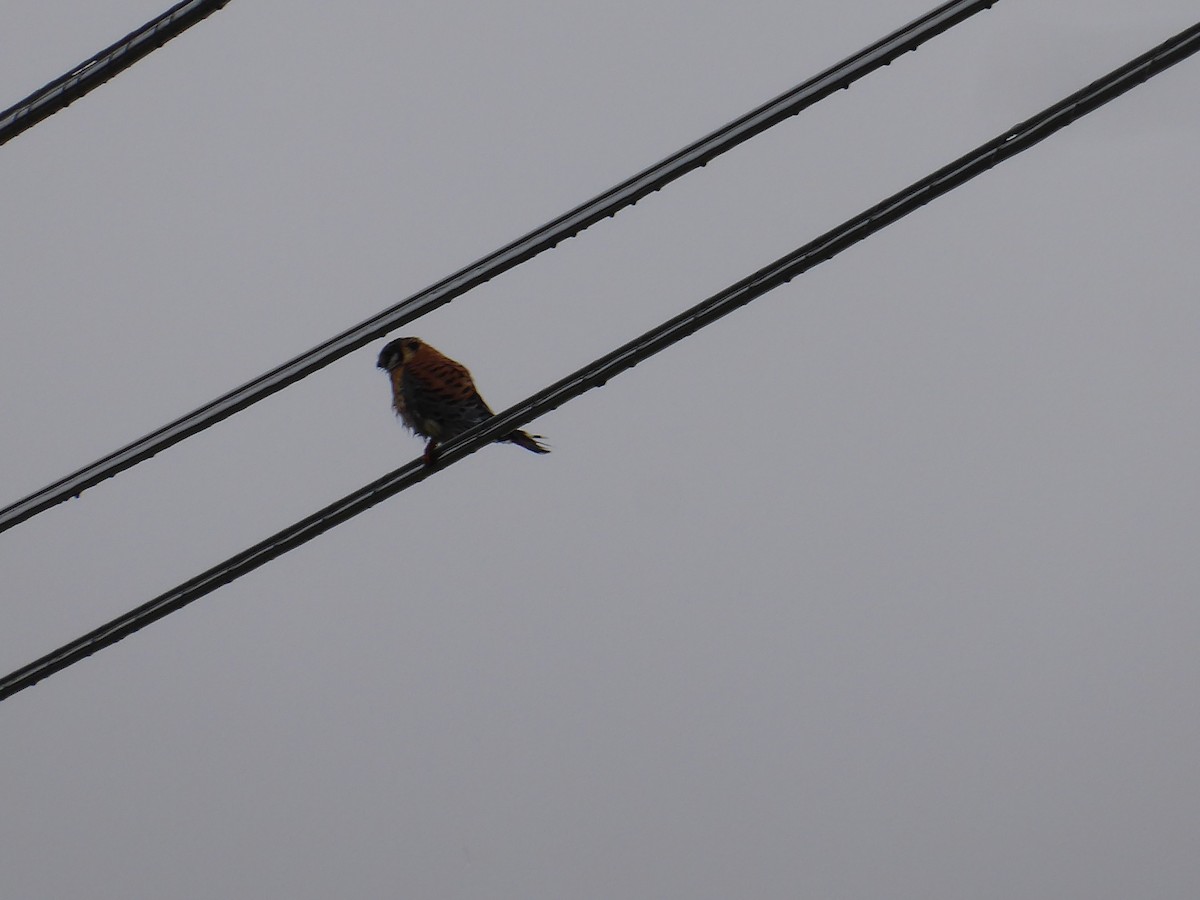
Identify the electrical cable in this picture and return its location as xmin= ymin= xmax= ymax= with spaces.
xmin=0 ymin=0 xmax=999 ymax=535
xmin=2 ymin=19 xmax=1194 ymax=703
xmin=0 ymin=0 xmax=233 ymax=147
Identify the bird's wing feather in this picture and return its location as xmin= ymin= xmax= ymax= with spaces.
xmin=401 ymin=358 xmax=493 ymax=439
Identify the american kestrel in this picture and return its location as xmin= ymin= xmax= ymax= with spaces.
xmin=376 ymin=337 xmax=549 ymax=465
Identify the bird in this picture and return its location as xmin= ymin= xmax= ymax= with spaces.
xmin=376 ymin=337 xmax=549 ymax=466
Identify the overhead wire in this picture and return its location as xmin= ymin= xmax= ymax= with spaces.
xmin=0 ymin=0 xmax=233 ymax=147
xmin=0 ymin=0 xmax=1001 ymax=535
xmin=2 ymin=19 xmax=1196 ymax=703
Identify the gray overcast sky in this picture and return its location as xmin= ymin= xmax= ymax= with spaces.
xmin=2 ymin=2 xmax=1199 ymax=897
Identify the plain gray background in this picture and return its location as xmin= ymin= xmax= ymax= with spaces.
xmin=2 ymin=2 xmax=1198 ymax=897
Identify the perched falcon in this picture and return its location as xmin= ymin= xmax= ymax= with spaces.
xmin=376 ymin=337 xmax=549 ymax=465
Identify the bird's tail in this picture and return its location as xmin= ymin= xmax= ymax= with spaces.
xmin=505 ymin=429 xmax=550 ymax=454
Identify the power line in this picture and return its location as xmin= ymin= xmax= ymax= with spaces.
xmin=0 ymin=0 xmax=999 ymax=536
xmin=3 ymin=19 xmax=1194 ymax=703
xmin=0 ymin=0 xmax=233 ymax=147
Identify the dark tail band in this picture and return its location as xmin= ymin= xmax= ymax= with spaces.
xmin=506 ymin=430 xmax=550 ymax=454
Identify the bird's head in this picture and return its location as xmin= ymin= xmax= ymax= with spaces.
xmin=377 ymin=337 xmax=424 ymax=371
